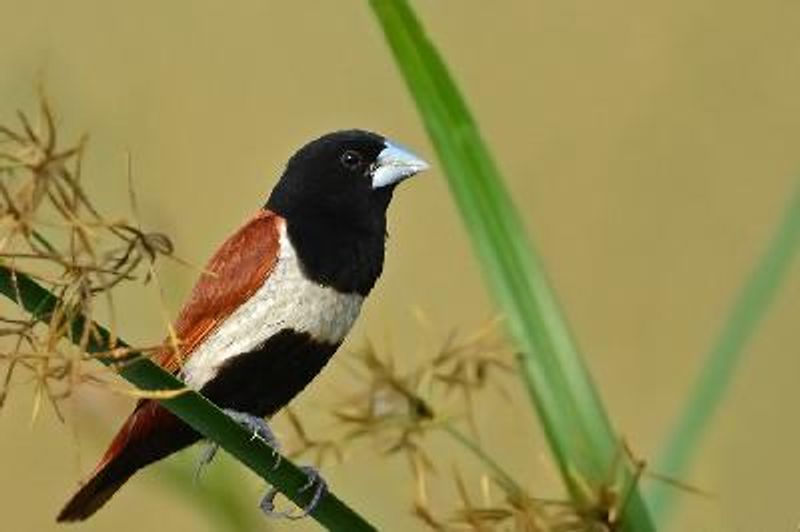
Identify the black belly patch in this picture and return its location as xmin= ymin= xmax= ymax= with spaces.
xmin=198 ymin=329 xmax=340 ymax=417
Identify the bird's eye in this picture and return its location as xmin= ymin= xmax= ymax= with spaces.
xmin=340 ymin=150 xmax=363 ymax=170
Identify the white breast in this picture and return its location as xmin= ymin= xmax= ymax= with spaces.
xmin=181 ymin=224 xmax=364 ymax=388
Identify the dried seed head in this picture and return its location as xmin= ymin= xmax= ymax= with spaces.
xmin=0 ymin=99 xmax=177 ymax=419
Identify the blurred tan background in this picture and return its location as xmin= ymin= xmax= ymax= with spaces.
xmin=2 ymin=1 xmax=800 ymax=530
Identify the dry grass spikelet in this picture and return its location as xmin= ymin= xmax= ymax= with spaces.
xmin=0 ymin=98 xmax=176 ymax=420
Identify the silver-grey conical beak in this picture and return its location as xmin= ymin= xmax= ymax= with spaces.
xmin=371 ymin=141 xmax=430 ymax=189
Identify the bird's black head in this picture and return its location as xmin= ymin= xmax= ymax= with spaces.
xmin=267 ymin=130 xmax=427 ymax=223
xmin=266 ymin=129 xmax=429 ymax=295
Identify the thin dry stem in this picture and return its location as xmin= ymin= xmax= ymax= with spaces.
xmin=0 ymin=98 xmax=177 ymax=419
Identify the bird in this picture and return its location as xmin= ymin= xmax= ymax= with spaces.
xmin=56 ymin=129 xmax=429 ymax=522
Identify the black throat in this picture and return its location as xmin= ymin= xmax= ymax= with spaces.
xmin=267 ymin=188 xmax=393 ymax=296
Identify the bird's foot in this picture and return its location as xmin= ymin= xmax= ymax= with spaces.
xmin=193 ymin=410 xmax=324 ymax=520
xmin=259 ymin=465 xmax=328 ymax=520
xmin=194 ymin=409 xmax=281 ymax=483
xmin=223 ymin=410 xmax=281 ymax=450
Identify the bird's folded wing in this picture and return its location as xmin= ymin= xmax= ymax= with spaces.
xmin=155 ymin=209 xmax=282 ymax=374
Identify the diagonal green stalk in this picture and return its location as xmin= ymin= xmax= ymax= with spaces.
xmin=369 ymin=1 xmax=653 ymax=529
xmin=649 ymin=182 xmax=800 ymax=523
xmin=0 ymin=265 xmax=375 ymax=532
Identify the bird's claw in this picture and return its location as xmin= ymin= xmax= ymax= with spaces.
xmin=223 ymin=410 xmax=281 ymax=450
xmin=193 ymin=409 xmax=325 ymax=521
xmin=259 ymin=465 xmax=328 ymax=520
xmin=193 ymin=441 xmax=220 ymax=484
xmin=194 ymin=409 xmax=281 ymax=483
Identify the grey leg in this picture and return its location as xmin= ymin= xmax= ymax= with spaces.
xmin=194 ymin=409 xmax=325 ymax=521
xmin=194 ymin=409 xmax=281 ymax=483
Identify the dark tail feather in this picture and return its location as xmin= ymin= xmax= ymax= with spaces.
xmin=57 ymin=461 xmax=135 ymax=522
xmin=57 ymin=400 xmax=199 ymax=522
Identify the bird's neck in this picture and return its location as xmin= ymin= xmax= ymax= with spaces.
xmin=282 ymin=211 xmax=387 ymax=296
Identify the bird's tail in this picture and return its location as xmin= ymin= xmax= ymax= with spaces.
xmin=57 ymin=400 xmax=199 ymax=522
xmin=57 ymin=458 xmax=134 ymax=522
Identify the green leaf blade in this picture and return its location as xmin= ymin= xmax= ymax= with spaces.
xmin=650 ymin=182 xmax=800 ymax=523
xmin=369 ymin=1 xmax=654 ymax=529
